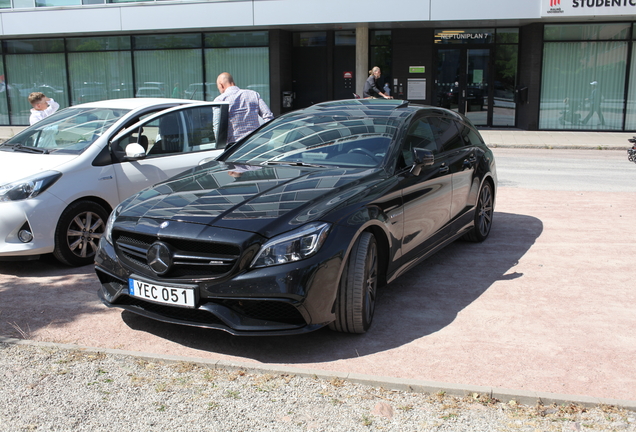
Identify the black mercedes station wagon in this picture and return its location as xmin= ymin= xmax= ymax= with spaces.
xmin=95 ymin=99 xmax=497 ymax=335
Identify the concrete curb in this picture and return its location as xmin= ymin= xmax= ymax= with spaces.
xmin=486 ymin=143 xmax=628 ymax=151
xmin=2 ymin=336 xmax=635 ymax=412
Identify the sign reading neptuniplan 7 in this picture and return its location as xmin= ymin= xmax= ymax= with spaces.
xmin=542 ymin=0 xmax=636 ymax=17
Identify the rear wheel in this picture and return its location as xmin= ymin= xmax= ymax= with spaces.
xmin=329 ymin=232 xmax=378 ymax=334
xmin=465 ymin=181 xmax=494 ymax=242
xmin=53 ymin=200 xmax=109 ymax=266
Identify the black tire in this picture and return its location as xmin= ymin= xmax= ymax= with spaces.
xmin=464 ymin=181 xmax=494 ymax=243
xmin=53 ymin=200 xmax=109 ymax=267
xmin=329 ymin=232 xmax=378 ymax=334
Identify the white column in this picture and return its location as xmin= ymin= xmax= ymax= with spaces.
xmin=356 ymin=24 xmax=369 ymax=97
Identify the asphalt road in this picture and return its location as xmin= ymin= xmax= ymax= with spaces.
xmin=494 ymin=148 xmax=636 ymax=192
xmin=1 ymin=148 xmax=634 ymax=405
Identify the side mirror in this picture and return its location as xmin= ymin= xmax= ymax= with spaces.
xmin=125 ymin=143 xmax=147 ymax=161
xmin=410 ymin=148 xmax=434 ymax=176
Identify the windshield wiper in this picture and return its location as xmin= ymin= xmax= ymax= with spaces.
xmin=11 ymin=144 xmax=50 ymax=154
xmin=262 ymin=160 xmax=327 ymax=168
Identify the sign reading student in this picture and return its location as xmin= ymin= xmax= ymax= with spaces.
xmin=542 ymin=0 xmax=636 ymax=17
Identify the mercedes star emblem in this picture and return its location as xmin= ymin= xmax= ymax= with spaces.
xmin=147 ymin=242 xmax=173 ymax=275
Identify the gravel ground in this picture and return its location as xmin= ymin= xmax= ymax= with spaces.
xmin=0 ymin=342 xmax=635 ymax=432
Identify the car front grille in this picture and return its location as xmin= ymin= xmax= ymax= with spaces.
xmin=114 ymin=231 xmax=241 ymax=280
xmin=218 ymin=299 xmax=305 ymax=323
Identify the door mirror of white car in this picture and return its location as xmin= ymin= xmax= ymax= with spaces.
xmin=125 ymin=143 xmax=147 ymax=160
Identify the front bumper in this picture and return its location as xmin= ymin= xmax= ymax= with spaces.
xmin=0 ymin=194 xmax=65 ymax=259
xmin=95 ymin=226 xmax=350 ymax=336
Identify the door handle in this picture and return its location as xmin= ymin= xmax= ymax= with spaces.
xmin=463 ymin=155 xmax=477 ymax=169
xmin=439 ymin=164 xmax=450 ymax=174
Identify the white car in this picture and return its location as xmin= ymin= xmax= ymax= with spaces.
xmin=0 ymin=98 xmax=229 ymax=266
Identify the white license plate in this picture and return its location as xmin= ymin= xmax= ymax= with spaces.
xmin=128 ymin=278 xmax=196 ymax=308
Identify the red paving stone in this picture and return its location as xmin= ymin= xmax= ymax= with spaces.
xmin=1 ymin=183 xmax=634 ymax=402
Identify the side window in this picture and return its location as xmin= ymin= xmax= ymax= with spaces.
xmin=458 ymin=122 xmax=484 ymax=146
xmin=400 ymin=117 xmax=438 ymax=167
xmin=111 ymin=108 xmax=169 ymax=159
xmin=113 ymin=126 xmax=151 ymax=156
xmin=147 ymin=112 xmax=184 ymax=157
xmin=184 ymin=106 xmax=218 ymax=151
xmin=428 ymin=116 xmax=464 ymax=152
xmin=112 ymin=105 xmax=224 ymax=161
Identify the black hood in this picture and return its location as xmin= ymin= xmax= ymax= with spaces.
xmin=118 ymin=161 xmax=384 ymax=238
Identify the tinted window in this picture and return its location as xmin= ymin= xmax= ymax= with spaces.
xmin=458 ymin=122 xmax=484 ymax=146
xmin=428 ymin=116 xmax=464 ymax=152
xmin=401 ymin=117 xmax=438 ymax=167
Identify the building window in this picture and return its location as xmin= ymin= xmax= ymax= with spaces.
xmin=205 ymin=47 xmax=270 ymax=105
xmin=12 ymin=0 xmax=34 ymax=7
xmin=370 ymin=30 xmax=392 ymax=89
xmin=67 ymin=36 xmax=131 ymax=51
xmin=0 ymin=31 xmax=270 ymax=125
xmin=293 ymin=32 xmax=327 ymax=47
xmin=0 ymin=62 xmax=8 ymax=124
xmin=4 ymin=38 xmax=64 ymax=54
xmin=35 ymin=0 xmax=80 ymax=6
xmin=134 ymin=49 xmax=203 ymax=99
xmin=203 ymin=32 xmax=270 ymax=104
xmin=69 ymin=51 xmax=133 ymax=103
xmin=5 ymin=53 xmax=68 ymax=124
xmin=335 ymin=30 xmax=356 ymax=46
xmin=133 ymin=34 xmax=202 ymax=50
xmin=494 ymin=28 xmax=518 ymax=127
xmin=625 ymin=43 xmax=636 ymax=129
xmin=540 ymin=24 xmax=629 ymax=130
xmin=544 ymin=23 xmax=630 ymax=41
xmin=205 ymin=31 xmax=268 ymax=48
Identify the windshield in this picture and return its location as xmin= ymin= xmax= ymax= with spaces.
xmin=226 ymin=115 xmax=400 ymax=168
xmin=1 ymin=107 xmax=130 ymax=155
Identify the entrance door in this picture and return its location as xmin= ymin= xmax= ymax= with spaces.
xmin=292 ymin=41 xmax=328 ymax=109
xmin=435 ymin=48 xmax=491 ymax=127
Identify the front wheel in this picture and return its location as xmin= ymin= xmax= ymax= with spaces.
xmin=329 ymin=232 xmax=378 ymax=334
xmin=53 ymin=200 xmax=109 ymax=266
xmin=464 ymin=181 xmax=494 ymax=243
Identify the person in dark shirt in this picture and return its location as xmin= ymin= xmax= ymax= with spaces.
xmin=363 ymin=67 xmax=393 ymax=99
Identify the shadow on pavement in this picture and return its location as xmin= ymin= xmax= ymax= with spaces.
xmin=120 ymin=211 xmax=543 ymax=363
xmin=0 ymin=255 xmax=103 ymax=339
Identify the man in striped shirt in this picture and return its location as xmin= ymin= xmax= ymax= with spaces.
xmin=214 ymin=72 xmax=274 ymax=144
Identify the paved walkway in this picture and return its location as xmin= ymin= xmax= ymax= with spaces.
xmin=479 ymin=129 xmax=634 ymax=150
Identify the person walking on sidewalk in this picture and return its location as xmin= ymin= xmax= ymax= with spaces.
xmin=582 ymin=81 xmax=605 ymax=127
xmin=214 ymin=72 xmax=274 ymax=144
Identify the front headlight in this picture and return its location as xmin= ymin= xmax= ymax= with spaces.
xmin=251 ymin=222 xmax=331 ymax=268
xmin=0 ymin=171 xmax=62 ymax=202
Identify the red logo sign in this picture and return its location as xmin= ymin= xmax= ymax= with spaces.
xmin=343 ymin=71 xmax=353 ymax=79
xmin=550 ymin=0 xmax=560 ymax=6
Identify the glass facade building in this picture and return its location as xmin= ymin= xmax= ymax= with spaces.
xmin=1 ymin=32 xmax=269 ymax=125
xmin=2 ymin=0 xmax=636 ymax=131
xmin=540 ymin=23 xmax=632 ymax=130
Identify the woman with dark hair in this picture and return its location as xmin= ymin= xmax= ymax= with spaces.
xmin=363 ymin=67 xmax=393 ymax=99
